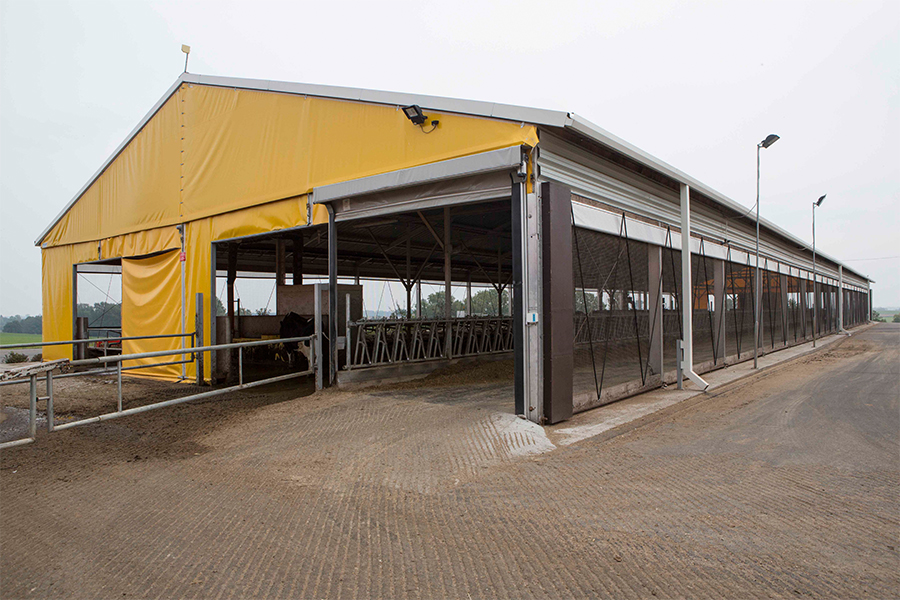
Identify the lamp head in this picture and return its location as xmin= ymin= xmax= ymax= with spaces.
xmin=402 ymin=105 xmax=427 ymax=126
xmin=181 ymin=44 xmax=191 ymax=55
xmin=760 ymin=134 xmax=780 ymax=149
xmin=816 ymin=194 xmax=826 ymax=207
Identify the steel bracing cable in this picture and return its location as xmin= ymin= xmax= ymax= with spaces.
xmin=665 ymin=228 xmax=683 ymax=339
xmin=621 ymin=218 xmax=646 ymax=386
xmin=765 ymin=259 xmax=776 ymax=349
xmin=571 ymin=205 xmax=600 ymax=401
xmin=699 ymin=239 xmax=717 ymax=365
xmin=598 ymin=218 xmax=627 ymax=397
xmin=642 ymin=244 xmax=665 ymax=383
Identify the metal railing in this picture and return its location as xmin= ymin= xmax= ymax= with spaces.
xmin=1 ymin=331 xmax=196 ymax=362
xmin=345 ymin=316 xmax=513 ymax=369
xmin=0 ymin=335 xmax=315 ymax=450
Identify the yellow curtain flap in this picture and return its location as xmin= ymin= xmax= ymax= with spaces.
xmin=121 ymin=250 xmax=184 ymax=380
xmin=101 ymin=225 xmax=181 ymax=260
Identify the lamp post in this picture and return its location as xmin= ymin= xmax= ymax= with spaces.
xmin=812 ymin=194 xmax=826 ymax=347
xmin=754 ymin=134 xmax=779 ymax=369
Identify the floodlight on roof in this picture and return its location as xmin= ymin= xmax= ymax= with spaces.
xmin=759 ymin=134 xmax=780 ymax=148
xmin=402 ymin=105 xmax=428 ymax=126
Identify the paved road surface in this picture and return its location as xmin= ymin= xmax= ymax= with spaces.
xmin=1 ymin=324 xmax=897 ymax=598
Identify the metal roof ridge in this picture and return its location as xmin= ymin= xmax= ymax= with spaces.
xmin=31 ymin=73 xmax=873 ymax=285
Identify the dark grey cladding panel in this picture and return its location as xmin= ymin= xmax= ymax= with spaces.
xmin=541 ymin=181 xmax=574 ymax=424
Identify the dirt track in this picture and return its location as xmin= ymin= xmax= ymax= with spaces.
xmin=1 ymin=325 xmax=897 ymax=598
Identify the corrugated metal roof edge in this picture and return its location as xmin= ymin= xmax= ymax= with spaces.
xmin=563 ymin=115 xmax=871 ymax=284
xmin=34 ymin=73 xmax=871 ymax=286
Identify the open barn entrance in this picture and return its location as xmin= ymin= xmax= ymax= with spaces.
xmin=333 ymin=200 xmax=514 ymax=387
xmin=209 ymin=199 xmax=515 ymax=393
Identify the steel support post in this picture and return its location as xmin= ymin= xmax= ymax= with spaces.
xmin=314 ymin=283 xmax=323 ymax=390
xmin=345 ymin=293 xmax=352 ymax=369
xmin=195 ymin=292 xmax=204 ymax=385
xmin=648 ymin=245 xmax=664 ymax=378
xmin=678 ymin=184 xmax=708 ymax=391
xmin=416 ymin=279 xmax=422 ymax=319
xmin=867 ymin=282 xmax=871 ymax=321
xmin=327 ymin=206 xmax=338 ymax=386
xmin=838 ymin=265 xmax=844 ymax=331
xmin=75 ymin=317 xmax=88 ymax=361
xmin=444 ymin=207 xmax=452 ymax=358
xmin=713 ymin=258 xmax=726 ymax=362
xmin=406 ymin=237 xmax=412 ymax=320
xmin=512 ymin=181 xmax=526 ymax=416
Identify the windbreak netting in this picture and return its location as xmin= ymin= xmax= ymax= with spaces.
xmin=692 ymin=240 xmax=718 ymax=365
xmin=662 ymin=237 xmax=683 ymax=374
xmin=786 ymin=273 xmax=803 ymax=343
xmin=762 ymin=260 xmax=785 ymax=350
xmin=725 ymin=253 xmax=756 ymax=361
xmin=831 ymin=287 xmax=838 ymax=331
xmin=805 ymin=278 xmax=816 ymax=337
xmin=572 ymin=220 xmax=652 ymax=403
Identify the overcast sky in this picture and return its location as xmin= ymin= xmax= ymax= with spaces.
xmin=1 ymin=0 xmax=898 ymax=317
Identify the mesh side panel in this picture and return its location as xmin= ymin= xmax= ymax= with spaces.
xmin=828 ymin=287 xmax=834 ymax=332
xmin=572 ymin=225 xmax=651 ymax=401
xmin=787 ymin=275 xmax=802 ymax=343
xmin=733 ymin=260 xmax=757 ymax=358
xmin=805 ymin=279 xmax=815 ymax=338
xmin=662 ymin=246 xmax=683 ymax=373
xmin=692 ymin=248 xmax=717 ymax=366
xmin=724 ymin=256 xmax=749 ymax=360
xmin=762 ymin=263 xmax=785 ymax=349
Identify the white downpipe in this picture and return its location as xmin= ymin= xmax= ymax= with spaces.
xmin=679 ymin=184 xmax=709 ymax=391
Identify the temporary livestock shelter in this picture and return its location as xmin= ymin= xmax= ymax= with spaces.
xmin=37 ymin=73 xmax=872 ymax=424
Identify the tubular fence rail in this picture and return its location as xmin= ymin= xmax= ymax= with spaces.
xmin=0 ymin=335 xmax=316 ymax=450
xmin=345 ymin=317 xmax=513 ymax=369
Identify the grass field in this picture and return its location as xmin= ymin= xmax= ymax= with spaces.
xmin=874 ymin=308 xmax=898 ymax=322
xmin=0 ymin=332 xmax=42 ymax=346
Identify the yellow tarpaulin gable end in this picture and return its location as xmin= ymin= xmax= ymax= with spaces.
xmin=42 ymin=83 xmax=538 ymax=248
xmin=121 ymin=250 xmax=184 ymax=380
xmin=40 ymin=80 xmax=538 ymax=381
xmin=42 ymin=242 xmax=99 ymax=361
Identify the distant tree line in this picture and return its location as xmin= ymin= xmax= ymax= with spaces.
xmin=1 ymin=315 xmax=42 ymax=334
xmin=76 ymin=302 xmax=121 ymax=331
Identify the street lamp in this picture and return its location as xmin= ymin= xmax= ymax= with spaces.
xmin=812 ymin=194 xmax=826 ymax=347
xmin=754 ymin=134 xmax=779 ymax=369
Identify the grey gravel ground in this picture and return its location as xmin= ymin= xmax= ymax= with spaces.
xmin=1 ymin=324 xmax=897 ymax=599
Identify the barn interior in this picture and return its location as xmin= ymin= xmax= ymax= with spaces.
xmin=211 ymin=200 xmax=515 ymax=385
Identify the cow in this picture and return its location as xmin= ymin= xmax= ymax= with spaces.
xmin=278 ymin=312 xmax=328 ymax=374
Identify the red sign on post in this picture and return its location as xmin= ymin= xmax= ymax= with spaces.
xmin=180 ymin=251 xmax=186 ymax=262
